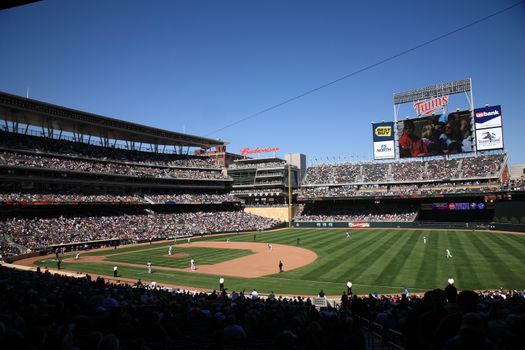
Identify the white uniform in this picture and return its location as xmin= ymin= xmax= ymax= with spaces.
xmin=75 ymin=253 xmax=80 ymax=260
xmin=346 ymin=232 xmax=350 ymax=238
xmin=147 ymin=262 xmax=152 ymax=273
xmin=190 ymin=258 xmax=196 ymax=270
xmin=187 ymin=237 xmax=191 ymax=244
xmin=446 ymin=249 xmax=452 ymax=258
xmin=168 ymin=246 xmax=172 ymax=255
xmin=268 ymin=244 xmax=272 ymax=252
xmin=423 ymin=237 xmax=427 ymax=244
xmin=251 ymin=290 xmax=259 ymax=300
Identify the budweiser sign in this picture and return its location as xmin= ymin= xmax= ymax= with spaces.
xmin=413 ymin=95 xmax=449 ymax=116
xmin=240 ymin=147 xmax=280 ymax=156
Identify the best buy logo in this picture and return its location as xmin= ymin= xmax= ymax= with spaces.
xmin=375 ymin=126 xmax=392 ymax=137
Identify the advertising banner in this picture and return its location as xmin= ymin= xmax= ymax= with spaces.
xmin=372 ymin=122 xmax=395 ymax=142
xmin=475 ymin=127 xmax=504 ymax=151
xmin=474 ymin=105 xmax=502 ymax=129
xmin=348 ymin=222 xmax=370 ymax=228
xmin=373 ymin=140 xmax=395 ymax=159
xmin=432 ymin=202 xmax=486 ymax=211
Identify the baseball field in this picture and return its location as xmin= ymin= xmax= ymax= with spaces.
xmin=31 ymin=228 xmax=525 ymax=296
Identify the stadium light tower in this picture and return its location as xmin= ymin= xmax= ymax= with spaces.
xmin=447 ymin=278 xmax=455 ymax=285
xmin=219 ymin=277 xmax=225 ymax=291
xmin=347 ymin=281 xmax=353 ymax=295
xmin=288 ymin=164 xmax=292 ymax=227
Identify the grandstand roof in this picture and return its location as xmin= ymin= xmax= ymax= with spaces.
xmin=0 ymin=91 xmax=227 ymax=149
xmin=0 ymin=0 xmax=41 ymax=11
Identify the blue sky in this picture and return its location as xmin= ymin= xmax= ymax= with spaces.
xmin=1 ymin=0 xmax=524 ymax=165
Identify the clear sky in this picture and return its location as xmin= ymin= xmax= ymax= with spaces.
xmin=1 ymin=0 xmax=524 ymax=165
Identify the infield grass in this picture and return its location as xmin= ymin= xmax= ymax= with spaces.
xmin=36 ymin=228 xmax=525 ymax=296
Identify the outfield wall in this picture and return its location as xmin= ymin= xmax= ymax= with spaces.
xmin=293 ymin=221 xmax=525 ymax=232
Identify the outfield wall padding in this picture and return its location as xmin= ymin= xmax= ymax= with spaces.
xmin=293 ymin=221 xmax=525 ymax=232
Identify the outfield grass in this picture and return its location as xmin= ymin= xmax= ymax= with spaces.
xmin=36 ymin=228 xmax=525 ymax=296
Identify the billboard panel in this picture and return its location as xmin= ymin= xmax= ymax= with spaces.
xmin=475 ymin=127 xmax=503 ymax=151
xmin=373 ymin=140 xmax=395 ymax=159
xmin=398 ymin=110 xmax=473 ymax=158
xmin=348 ymin=222 xmax=370 ymax=228
xmin=474 ymin=105 xmax=502 ymax=129
xmin=372 ymin=122 xmax=395 ymax=142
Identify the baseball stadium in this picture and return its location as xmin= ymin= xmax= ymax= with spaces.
xmin=1 ymin=78 xmax=525 ymax=349
xmin=2 ymin=2 xmax=525 ymax=350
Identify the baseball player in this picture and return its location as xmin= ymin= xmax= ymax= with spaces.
xmin=446 ymin=248 xmax=452 ymax=258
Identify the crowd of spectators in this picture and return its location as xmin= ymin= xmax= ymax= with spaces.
xmin=2 ymin=266 xmax=522 ymax=349
xmin=0 ymin=192 xmax=246 ymax=204
xmin=228 ymin=161 xmax=286 ymax=170
xmin=0 ymin=130 xmax=219 ymax=169
xmin=144 ymin=193 xmax=240 ymax=204
xmin=303 ymin=154 xmax=505 ymax=186
xmin=303 ymin=163 xmax=361 ymax=185
xmin=346 ymin=286 xmax=525 ymax=350
xmin=0 ymin=266 xmax=369 ymax=350
xmin=0 ymin=192 xmax=144 ymax=203
xmin=359 ymin=163 xmax=389 ymax=183
xmin=390 ymin=162 xmax=425 ymax=181
xmin=423 ymin=159 xmax=461 ymax=180
xmin=503 ymin=179 xmax=525 ymax=191
xmin=297 ymin=180 xmax=510 ymax=199
xmin=462 ymin=156 xmax=505 ymax=178
xmin=0 ymin=151 xmax=228 ymax=180
xmin=0 ymin=237 xmax=24 ymax=257
xmin=0 ymin=210 xmax=282 ymax=252
xmin=294 ymin=206 xmax=417 ymax=222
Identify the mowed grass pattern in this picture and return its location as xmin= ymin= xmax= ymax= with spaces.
xmin=108 ymin=246 xmax=252 ymax=268
xmin=38 ymin=228 xmax=525 ymax=296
